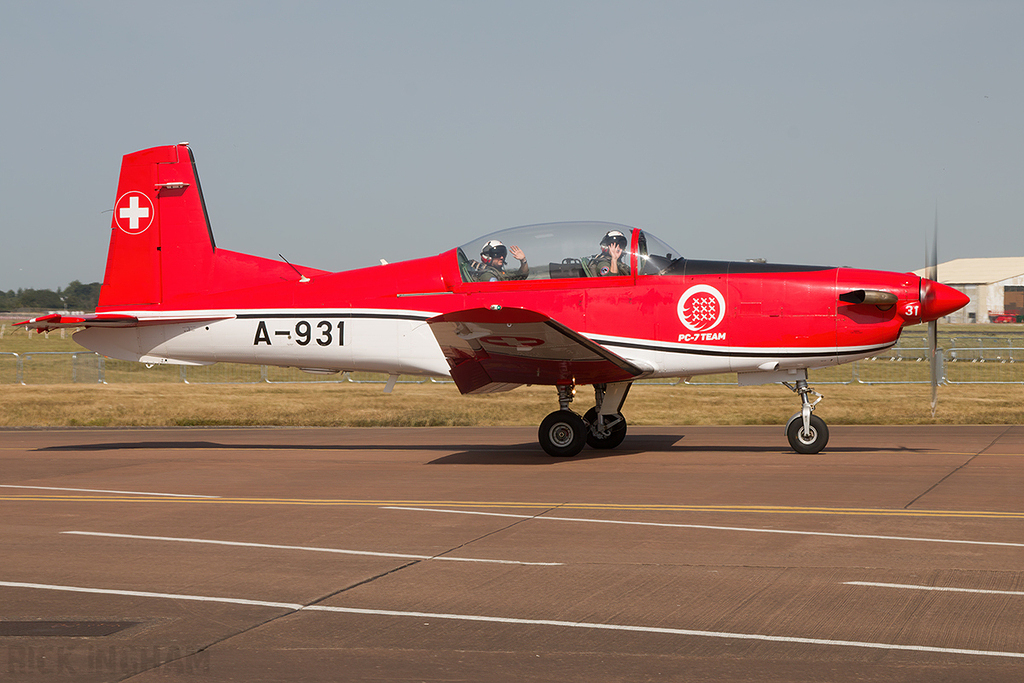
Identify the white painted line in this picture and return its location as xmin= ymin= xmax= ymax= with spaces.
xmin=302 ymin=605 xmax=1024 ymax=659
xmin=61 ymin=531 xmax=562 ymax=566
xmin=382 ymin=507 xmax=1024 ymax=548
xmin=846 ymin=582 xmax=1024 ymax=597
xmin=1 ymin=580 xmax=1021 ymax=660
xmin=0 ymin=581 xmax=301 ymax=610
xmin=0 ymin=485 xmax=219 ymax=498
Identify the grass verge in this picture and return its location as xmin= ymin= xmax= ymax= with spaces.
xmin=1 ymin=382 xmax=1020 ymax=428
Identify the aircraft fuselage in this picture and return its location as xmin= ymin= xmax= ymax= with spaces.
xmin=75 ymin=251 xmax=927 ymax=384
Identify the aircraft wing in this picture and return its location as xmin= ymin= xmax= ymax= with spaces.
xmin=16 ymin=312 xmax=232 ymax=332
xmin=427 ymin=307 xmax=643 ymax=394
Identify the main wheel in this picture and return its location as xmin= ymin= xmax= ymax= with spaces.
xmin=786 ymin=414 xmax=829 ymax=454
xmin=539 ymin=410 xmax=587 ymax=457
xmin=583 ymin=407 xmax=627 ymax=449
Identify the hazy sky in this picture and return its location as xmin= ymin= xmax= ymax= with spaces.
xmin=2 ymin=1 xmax=1021 ymax=291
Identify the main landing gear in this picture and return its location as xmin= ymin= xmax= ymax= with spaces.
xmin=783 ymin=375 xmax=829 ymax=454
xmin=538 ymin=382 xmax=631 ymax=457
xmin=536 ymin=375 xmax=830 ymax=456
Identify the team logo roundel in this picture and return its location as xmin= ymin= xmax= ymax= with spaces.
xmin=114 ymin=191 xmax=155 ymax=235
xmin=677 ymin=285 xmax=726 ymax=332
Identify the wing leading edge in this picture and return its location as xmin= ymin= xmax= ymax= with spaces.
xmin=427 ymin=307 xmax=643 ymax=395
xmin=16 ymin=313 xmax=232 ymax=332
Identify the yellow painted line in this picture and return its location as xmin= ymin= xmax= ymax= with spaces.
xmin=0 ymin=447 xmax=1007 ymax=455
xmin=0 ymin=495 xmax=1022 ymax=519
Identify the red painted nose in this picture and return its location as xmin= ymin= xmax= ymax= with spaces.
xmin=920 ymin=279 xmax=970 ymax=322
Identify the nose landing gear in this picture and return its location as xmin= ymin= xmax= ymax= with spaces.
xmin=783 ymin=376 xmax=829 ymax=454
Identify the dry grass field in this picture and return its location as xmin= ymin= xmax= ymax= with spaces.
xmin=3 ymin=381 xmax=1022 ymax=428
xmin=1 ymin=319 xmax=1020 ymax=427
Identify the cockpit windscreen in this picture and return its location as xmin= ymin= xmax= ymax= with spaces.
xmin=455 ymin=222 xmax=683 ymax=282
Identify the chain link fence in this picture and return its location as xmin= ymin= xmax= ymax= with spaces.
xmin=2 ymin=336 xmax=1021 ymax=386
xmin=0 ymin=351 xmax=449 ymax=386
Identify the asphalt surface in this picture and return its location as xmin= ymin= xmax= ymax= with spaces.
xmin=1 ymin=425 xmax=1023 ymax=682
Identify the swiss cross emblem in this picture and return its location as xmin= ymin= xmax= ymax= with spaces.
xmin=678 ymin=285 xmax=726 ymax=331
xmin=114 ymin=191 xmax=155 ymax=234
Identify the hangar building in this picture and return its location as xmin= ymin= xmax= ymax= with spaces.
xmin=914 ymin=257 xmax=1024 ymax=324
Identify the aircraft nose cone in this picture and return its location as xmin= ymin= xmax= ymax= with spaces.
xmin=921 ymin=280 xmax=970 ymax=322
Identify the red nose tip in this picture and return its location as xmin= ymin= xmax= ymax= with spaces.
xmin=921 ymin=279 xmax=970 ymax=322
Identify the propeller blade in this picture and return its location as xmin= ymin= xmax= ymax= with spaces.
xmin=929 ymin=319 xmax=938 ymax=417
xmin=927 ymin=207 xmax=938 ymax=282
xmin=927 ymin=207 xmax=939 ymax=417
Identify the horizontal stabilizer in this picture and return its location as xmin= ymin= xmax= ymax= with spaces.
xmin=16 ymin=312 xmax=232 ymax=332
xmin=427 ymin=307 xmax=643 ymax=394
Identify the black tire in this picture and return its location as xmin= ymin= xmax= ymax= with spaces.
xmin=539 ymin=410 xmax=587 ymax=457
xmin=583 ymin=407 xmax=628 ymax=449
xmin=787 ymin=414 xmax=829 ymax=454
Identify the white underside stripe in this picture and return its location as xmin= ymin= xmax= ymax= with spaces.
xmin=103 ymin=307 xmax=886 ymax=357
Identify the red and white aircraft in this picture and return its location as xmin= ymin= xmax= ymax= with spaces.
xmin=20 ymin=144 xmax=969 ymax=456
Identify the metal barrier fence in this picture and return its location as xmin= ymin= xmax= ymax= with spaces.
xmin=2 ymin=337 xmax=1022 ymax=385
xmin=684 ymin=336 xmax=1023 ymax=385
xmin=0 ymin=351 xmax=448 ymax=386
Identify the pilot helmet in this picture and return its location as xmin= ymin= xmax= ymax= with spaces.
xmin=480 ymin=239 xmax=507 ymax=264
xmin=600 ymin=230 xmax=628 ymax=251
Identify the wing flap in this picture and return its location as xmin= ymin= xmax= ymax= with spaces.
xmin=427 ymin=307 xmax=642 ymax=394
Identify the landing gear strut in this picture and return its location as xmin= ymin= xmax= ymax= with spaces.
xmin=783 ymin=376 xmax=829 ymax=454
xmin=584 ymin=383 xmax=630 ymax=449
xmin=538 ymin=382 xmax=632 ymax=457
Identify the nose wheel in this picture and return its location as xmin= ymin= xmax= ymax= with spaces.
xmin=783 ymin=377 xmax=829 ymax=454
xmin=786 ymin=413 xmax=829 ymax=454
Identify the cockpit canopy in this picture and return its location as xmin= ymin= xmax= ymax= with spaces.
xmin=456 ymin=221 xmax=682 ymax=283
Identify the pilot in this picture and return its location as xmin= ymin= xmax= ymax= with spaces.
xmin=591 ymin=230 xmax=630 ymax=276
xmin=470 ymin=240 xmax=529 ymax=282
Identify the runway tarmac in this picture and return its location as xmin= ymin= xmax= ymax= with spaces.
xmin=1 ymin=424 xmax=1023 ymax=682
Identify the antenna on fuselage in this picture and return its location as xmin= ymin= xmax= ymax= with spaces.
xmin=279 ymin=254 xmax=311 ymax=283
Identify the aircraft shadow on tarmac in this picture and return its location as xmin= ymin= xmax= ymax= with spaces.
xmin=427 ymin=441 xmax=930 ymax=464
xmin=37 ymin=437 xmax=929 ymax=465
xmin=36 ymin=440 xmax=619 ymax=464
xmin=37 ymin=439 xmax=670 ymax=464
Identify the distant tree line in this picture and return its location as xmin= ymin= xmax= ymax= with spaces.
xmin=0 ymin=281 xmax=101 ymax=312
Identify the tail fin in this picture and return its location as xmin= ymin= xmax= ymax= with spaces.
xmin=98 ymin=144 xmax=326 ymax=311
xmin=100 ymin=144 xmax=217 ymax=309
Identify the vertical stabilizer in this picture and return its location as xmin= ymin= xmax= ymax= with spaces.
xmin=99 ymin=144 xmax=216 ymax=309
